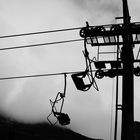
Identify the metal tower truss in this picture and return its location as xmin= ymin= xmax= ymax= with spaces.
xmin=80 ymin=22 xmax=140 ymax=46
xmin=79 ymin=20 xmax=140 ymax=140
xmin=80 ymin=22 xmax=140 ymax=80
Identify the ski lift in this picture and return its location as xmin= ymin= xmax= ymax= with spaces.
xmin=71 ymin=33 xmax=99 ymax=91
xmin=47 ymin=74 xmax=70 ymax=125
xmin=71 ymin=70 xmax=92 ymax=91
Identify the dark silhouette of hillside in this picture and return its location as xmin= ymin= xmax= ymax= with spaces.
xmin=0 ymin=114 xmax=103 ymax=140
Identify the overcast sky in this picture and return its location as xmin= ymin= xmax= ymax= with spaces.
xmin=0 ymin=0 xmax=140 ymax=140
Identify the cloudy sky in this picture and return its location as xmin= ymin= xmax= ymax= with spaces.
xmin=0 ymin=0 xmax=140 ymax=140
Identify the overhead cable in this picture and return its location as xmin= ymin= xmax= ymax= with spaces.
xmin=0 ymin=39 xmax=83 ymax=51
xmin=0 ymin=70 xmax=96 ymax=80
xmin=0 ymin=22 xmax=130 ymax=39
xmin=0 ymin=27 xmax=82 ymax=39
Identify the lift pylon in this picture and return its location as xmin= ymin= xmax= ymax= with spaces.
xmin=79 ymin=0 xmax=140 ymax=139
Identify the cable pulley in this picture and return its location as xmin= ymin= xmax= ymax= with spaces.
xmin=95 ymin=70 xmax=104 ymax=79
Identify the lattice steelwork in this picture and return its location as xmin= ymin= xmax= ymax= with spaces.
xmin=79 ymin=2 xmax=140 ymax=139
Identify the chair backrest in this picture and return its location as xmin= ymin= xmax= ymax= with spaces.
xmin=71 ymin=72 xmax=92 ymax=91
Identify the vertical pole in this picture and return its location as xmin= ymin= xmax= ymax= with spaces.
xmin=114 ymin=36 xmax=120 ymax=140
xmin=121 ymin=0 xmax=134 ymax=140
xmin=114 ymin=65 xmax=119 ymax=140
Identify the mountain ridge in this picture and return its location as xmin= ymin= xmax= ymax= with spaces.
xmin=0 ymin=114 xmax=103 ymax=140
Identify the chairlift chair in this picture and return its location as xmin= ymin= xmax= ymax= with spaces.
xmin=71 ymin=71 xmax=92 ymax=91
xmin=53 ymin=112 xmax=70 ymax=125
xmin=47 ymin=74 xmax=70 ymax=125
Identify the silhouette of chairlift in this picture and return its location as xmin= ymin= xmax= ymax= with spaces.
xmin=71 ymin=70 xmax=92 ymax=91
xmin=72 ymin=31 xmax=99 ymax=91
xmin=53 ymin=111 xmax=70 ymax=125
xmin=47 ymin=74 xmax=70 ymax=126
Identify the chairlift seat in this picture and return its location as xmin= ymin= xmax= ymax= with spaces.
xmin=54 ymin=112 xmax=70 ymax=125
xmin=71 ymin=72 xmax=92 ymax=91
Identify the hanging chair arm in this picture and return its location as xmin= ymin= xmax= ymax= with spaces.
xmin=60 ymin=73 xmax=67 ymax=113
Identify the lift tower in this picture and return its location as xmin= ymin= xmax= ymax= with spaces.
xmin=121 ymin=0 xmax=134 ymax=139
xmin=79 ymin=0 xmax=140 ymax=139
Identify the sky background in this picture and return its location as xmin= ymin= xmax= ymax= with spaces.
xmin=0 ymin=0 xmax=140 ymax=140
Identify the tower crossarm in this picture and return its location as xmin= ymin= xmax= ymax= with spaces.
xmin=80 ymin=22 xmax=140 ymax=46
xmin=94 ymin=60 xmax=140 ymax=79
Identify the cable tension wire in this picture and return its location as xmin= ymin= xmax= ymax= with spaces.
xmin=0 ymin=27 xmax=82 ymax=39
xmin=0 ymin=70 xmax=96 ymax=81
xmin=0 ymin=39 xmax=83 ymax=51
